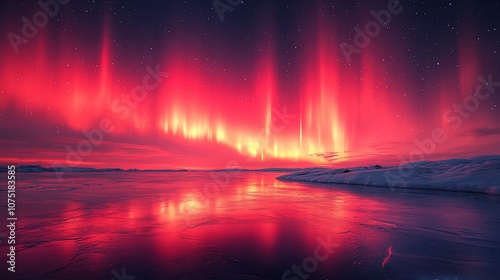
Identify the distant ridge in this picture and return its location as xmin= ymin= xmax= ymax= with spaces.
xmin=0 ymin=165 xmax=301 ymax=173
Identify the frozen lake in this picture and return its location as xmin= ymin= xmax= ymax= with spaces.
xmin=1 ymin=171 xmax=499 ymax=279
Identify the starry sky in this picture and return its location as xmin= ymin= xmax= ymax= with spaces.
xmin=0 ymin=0 xmax=499 ymax=169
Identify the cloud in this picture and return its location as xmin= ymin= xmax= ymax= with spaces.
xmin=464 ymin=127 xmax=500 ymax=137
xmin=309 ymin=152 xmax=339 ymax=162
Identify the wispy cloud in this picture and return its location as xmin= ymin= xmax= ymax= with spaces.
xmin=463 ymin=127 xmax=500 ymax=137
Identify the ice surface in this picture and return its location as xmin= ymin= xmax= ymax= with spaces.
xmin=2 ymin=170 xmax=500 ymax=279
xmin=278 ymin=155 xmax=500 ymax=195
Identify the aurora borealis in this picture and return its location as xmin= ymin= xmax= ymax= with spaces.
xmin=0 ymin=0 xmax=499 ymax=169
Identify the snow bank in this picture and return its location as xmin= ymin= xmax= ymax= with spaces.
xmin=277 ymin=155 xmax=500 ymax=195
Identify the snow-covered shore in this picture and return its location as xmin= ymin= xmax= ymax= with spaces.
xmin=277 ymin=155 xmax=500 ymax=195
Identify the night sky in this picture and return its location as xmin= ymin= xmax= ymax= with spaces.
xmin=0 ymin=0 xmax=499 ymax=169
